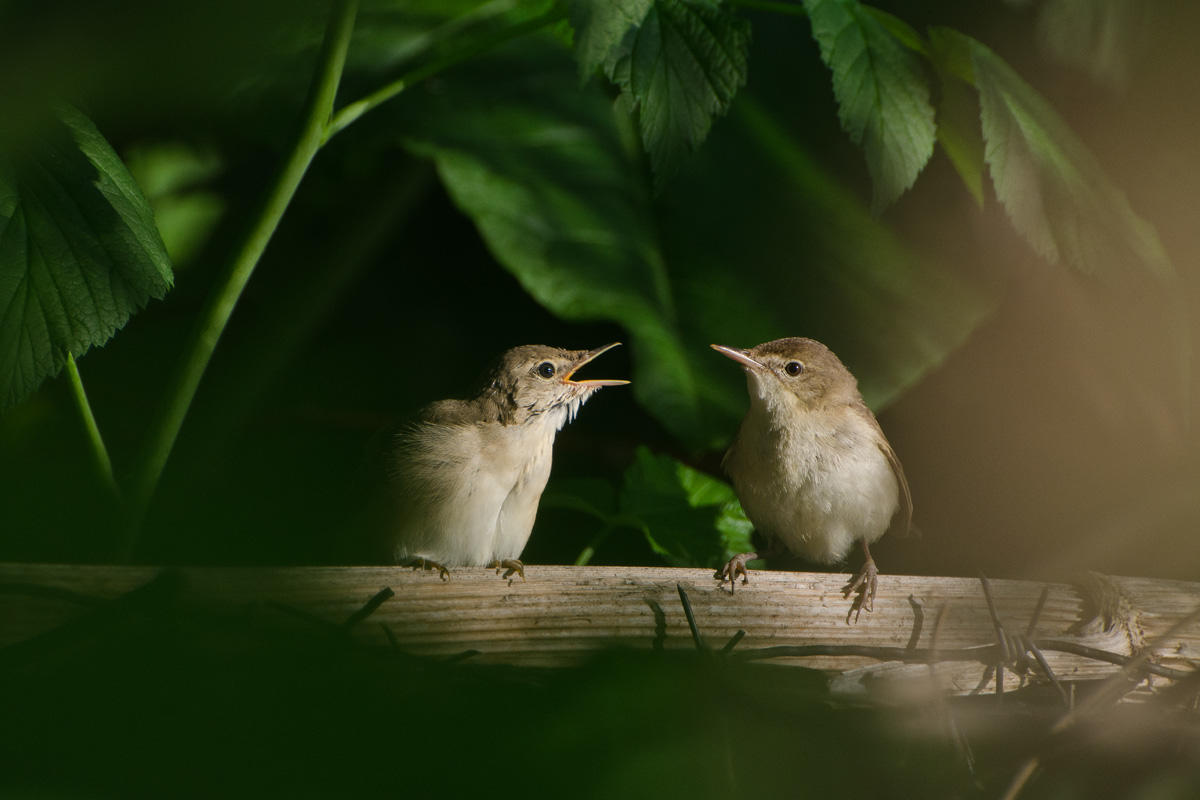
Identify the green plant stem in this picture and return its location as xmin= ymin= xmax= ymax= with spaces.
xmin=124 ymin=0 xmax=360 ymax=555
xmin=64 ymin=352 xmax=117 ymax=495
xmin=326 ymin=6 xmax=564 ymax=141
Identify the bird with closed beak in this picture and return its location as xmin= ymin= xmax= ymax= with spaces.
xmin=388 ymin=343 xmax=628 ymax=581
xmin=711 ymin=337 xmax=911 ymax=622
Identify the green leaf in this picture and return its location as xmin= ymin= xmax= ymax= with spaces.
xmin=567 ymin=0 xmax=653 ymax=79
xmin=619 ymin=446 xmax=754 ymax=568
xmin=605 ymin=0 xmax=750 ymax=184
xmin=0 ymin=105 xmax=174 ymax=410
xmin=804 ymin=0 xmax=936 ymax=211
xmin=957 ymin=30 xmax=1173 ymax=281
xmin=396 ymin=35 xmax=710 ymax=447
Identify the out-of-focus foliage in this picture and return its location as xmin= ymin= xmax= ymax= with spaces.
xmin=0 ymin=104 xmax=173 ymax=410
xmin=959 ymin=30 xmax=1173 ymax=283
xmin=124 ymin=142 xmax=224 ymax=268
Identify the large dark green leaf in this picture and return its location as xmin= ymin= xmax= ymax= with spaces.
xmin=397 ymin=36 xmax=708 ymax=445
xmin=804 ymin=0 xmax=936 ymax=211
xmin=0 ymin=105 xmax=173 ymax=410
xmin=948 ymin=30 xmax=1174 ymax=281
xmin=602 ymin=0 xmax=750 ymax=184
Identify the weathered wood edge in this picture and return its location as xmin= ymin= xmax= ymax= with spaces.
xmin=3 ymin=563 xmax=1199 ymax=699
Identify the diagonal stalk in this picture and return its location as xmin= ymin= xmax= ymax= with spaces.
xmin=64 ymin=352 xmax=118 ymax=496
xmin=123 ymin=0 xmax=558 ymax=558
xmin=124 ymin=0 xmax=360 ymax=556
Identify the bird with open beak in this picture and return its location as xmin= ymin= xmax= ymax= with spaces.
xmin=711 ymin=337 xmax=911 ymax=622
xmin=389 ymin=343 xmax=628 ymax=581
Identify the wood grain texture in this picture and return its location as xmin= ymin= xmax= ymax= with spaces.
xmin=3 ymin=563 xmax=1198 ymax=698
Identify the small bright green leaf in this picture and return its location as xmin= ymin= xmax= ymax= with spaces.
xmin=605 ymin=0 xmax=750 ymax=184
xmin=804 ymin=0 xmax=936 ymax=211
xmin=928 ymin=28 xmax=984 ymax=206
xmin=960 ymin=31 xmax=1174 ymax=280
xmin=567 ymin=0 xmax=653 ymax=79
xmin=619 ymin=446 xmax=753 ymax=568
xmin=0 ymin=105 xmax=174 ymax=410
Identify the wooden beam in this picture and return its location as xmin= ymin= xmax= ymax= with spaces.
xmin=3 ymin=563 xmax=1198 ymax=699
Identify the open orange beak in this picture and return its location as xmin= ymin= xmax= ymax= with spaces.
xmin=564 ymin=342 xmax=630 ymax=387
xmin=710 ymin=343 xmax=765 ymax=371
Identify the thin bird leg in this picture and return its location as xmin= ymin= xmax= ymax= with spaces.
xmin=841 ymin=539 xmax=879 ymax=624
xmin=714 ymin=552 xmax=759 ymax=594
xmin=490 ymin=559 xmax=526 ymax=583
xmin=401 ymin=557 xmax=450 ymax=582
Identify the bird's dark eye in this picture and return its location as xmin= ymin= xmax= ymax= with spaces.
xmin=784 ymin=361 xmax=804 ymax=376
xmin=537 ymin=362 xmax=556 ymax=379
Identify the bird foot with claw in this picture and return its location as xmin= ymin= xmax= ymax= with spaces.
xmin=715 ymin=552 xmax=759 ymax=594
xmin=490 ymin=559 xmax=525 ymax=584
xmin=403 ymin=557 xmax=450 ymax=582
xmin=841 ymin=558 xmax=878 ymax=624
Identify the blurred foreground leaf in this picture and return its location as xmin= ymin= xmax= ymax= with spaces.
xmin=0 ymin=105 xmax=173 ymax=410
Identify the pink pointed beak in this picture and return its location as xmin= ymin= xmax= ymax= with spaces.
xmin=564 ymin=342 xmax=630 ymax=387
xmin=710 ymin=343 xmax=765 ymax=371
